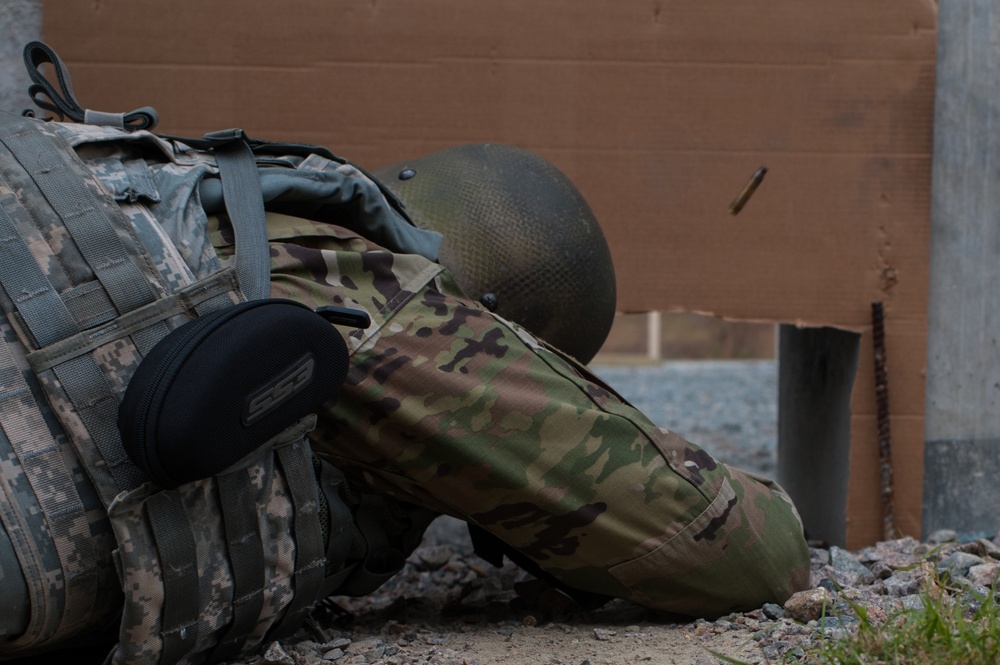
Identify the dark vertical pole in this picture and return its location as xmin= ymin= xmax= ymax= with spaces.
xmin=871 ymin=302 xmax=896 ymax=541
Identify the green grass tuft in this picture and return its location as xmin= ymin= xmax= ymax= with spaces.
xmin=712 ymin=561 xmax=1000 ymax=665
xmin=803 ymin=579 xmax=1000 ymax=665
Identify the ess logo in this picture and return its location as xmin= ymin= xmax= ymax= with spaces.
xmin=243 ymin=354 xmax=315 ymax=425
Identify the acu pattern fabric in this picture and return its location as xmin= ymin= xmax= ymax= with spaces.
xmin=215 ymin=211 xmax=812 ymax=618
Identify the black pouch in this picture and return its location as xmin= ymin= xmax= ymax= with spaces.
xmin=118 ymin=299 xmax=362 ymax=489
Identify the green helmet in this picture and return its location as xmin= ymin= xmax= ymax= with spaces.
xmin=373 ymin=144 xmax=617 ymax=364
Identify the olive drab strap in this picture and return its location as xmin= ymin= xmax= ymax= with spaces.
xmin=203 ymin=129 xmax=272 ymax=302
xmin=210 ymin=473 xmax=267 ymax=661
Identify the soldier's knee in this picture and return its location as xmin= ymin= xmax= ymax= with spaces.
xmin=607 ymin=474 xmax=810 ymax=617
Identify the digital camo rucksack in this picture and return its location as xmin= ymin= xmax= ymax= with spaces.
xmin=0 ymin=42 xmax=438 ymax=664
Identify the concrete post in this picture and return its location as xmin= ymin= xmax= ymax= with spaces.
xmin=924 ymin=0 xmax=1000 ymax=538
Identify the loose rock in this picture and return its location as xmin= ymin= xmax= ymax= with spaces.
xmin=784 ymin=588 xmax=832 ymax=623
xmin=263 ymin=642 xmax=296 ymax=665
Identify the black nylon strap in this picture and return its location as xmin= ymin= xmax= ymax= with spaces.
xmin=210 ymin=471 xmax=266 ymax=662
xmin=270 ymin=442 xmax=326 ymax=638
xmin=145 ymin=492 xmax=200 ymax=665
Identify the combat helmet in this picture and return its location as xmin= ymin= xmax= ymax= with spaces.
xmin=373 ymin=144 xmax=617 ymax=364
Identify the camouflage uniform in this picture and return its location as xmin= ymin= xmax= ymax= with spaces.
xmin=216 ymin=211 xmax=811 ymax=618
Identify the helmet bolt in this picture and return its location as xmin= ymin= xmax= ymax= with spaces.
xmin=398 ymin=168 xmax=416 ymax=180
xmin=480 ymin=293 xmax=499 ymax=311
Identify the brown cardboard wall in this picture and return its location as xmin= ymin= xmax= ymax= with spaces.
xmin=40 ymin=0 xmax=937 ymax=547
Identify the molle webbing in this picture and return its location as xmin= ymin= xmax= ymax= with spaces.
xmin=0 ymin=111 xmax=173 ymax=651
xmin=0 ymin=110 xmax=331 ymax=662
xmin=0 ymin=111 xmax=166 ymax=497
xmin=107 ymin=423 xmax=329 ymax=665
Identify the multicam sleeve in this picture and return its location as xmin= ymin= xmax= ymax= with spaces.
xmin=266 ymin=218 xmax=811 ymax=617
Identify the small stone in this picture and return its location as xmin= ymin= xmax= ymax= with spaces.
xmin=263 ymin=641 xmax=295 ymax=665
xmin=593 ymin=628 xmax=616 ymax=641
xmin=809 ymin=548 xmax=831 ymax=566
xmin=870 ymin=561 xmax=894 ymax=580
xmin=830 ymin=546 xmax=871 ymax=577
xmin=899 ymin=595 xmax=924 ymax=611
xmin=421 ymin=634 xmax=449 ymax=645
xmin=938 ymin=551 xmax=986 ymax=578
xmin=293 ymin=640 xmax=322 ymax=656
xmin=957 ymin=540 xmax=988 ymax=557
xmin=958 ymin=586 xmax=991 ymax=617
xmin=818 ymin=615 xmax=858 ymax=629
xmin=884 ymin=576 xmax=920 ymax=597
xmin=865 ymin=603 xmax=888 ymax=626
xmin=762 ymin=641 xmax=792 ymax=661
xmin=816 ymin=577 xmax=839 ymax=594
xmin=969 ymin=562 xmax=1000 ymax=588
xmin=417 ymin=546 xmax=454 ymax=571
xmin=928 ymin=529 xmax=958 ymax=544
xmin=979 ymin=538 xmax=1000 ymax=560
xmin=784 ymin=587 xmax=832 ymax=623
xmin=363 ymin=643 xmax=386 ymax=663
xmin=762 ymin=603 xmax=786 ymax=620
xmin=322 ymin=648 xmax=345 ymax=661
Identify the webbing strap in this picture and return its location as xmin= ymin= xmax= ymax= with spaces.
xmin=0 ymin=112 xmax=165 ymax=498
xmin=23 ymin=42 xmax=159 ymax=131
xmin=0 ymin=335 xmax=97 ymax=645
xmin=146 ymin=492 xmax=200 ymax=665
xmin=0 ymin=114 xmax=160 ymax=318
xmin=52 ymin=355 xmax=147 ymax=495
xmin=210 ymin=471 xmax=266 ymax=662
xmin=0 ymin=197 xmax=79 ymax=348
xmin=211 ymin=131 xmax=271 ymax=301
xmin=270 ymin=443 xmax=326 ymax=638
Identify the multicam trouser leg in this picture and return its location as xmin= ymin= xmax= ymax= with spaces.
xmin=252 ymin=212 xmax=811 ymax=619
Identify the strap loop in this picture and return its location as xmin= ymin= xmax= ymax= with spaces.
xmin=23 ymin=41 xmax=158 ymax=131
